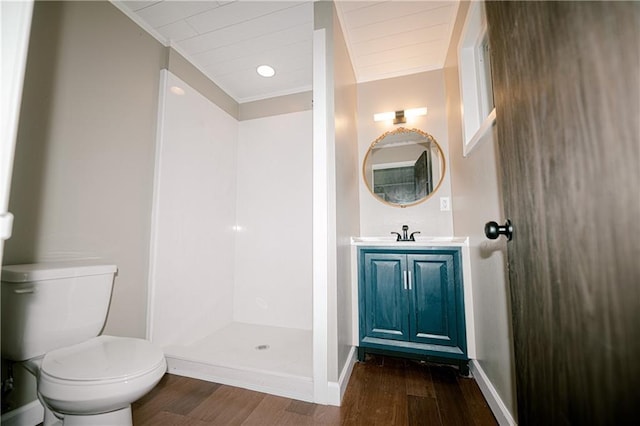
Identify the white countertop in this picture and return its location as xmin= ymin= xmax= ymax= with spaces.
xmin=351 ymin=236 xmax=468 ymax=247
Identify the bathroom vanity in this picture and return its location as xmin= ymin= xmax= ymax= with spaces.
xmin=351 ymin=237 xmax=472 ymax=374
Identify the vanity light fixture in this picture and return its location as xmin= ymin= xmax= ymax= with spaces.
xmin=256 ymin=65 xmax=275 ymax=78
xmin=373 ymin=111 xmax=396 ymax=122
xmin=373 ymin=107 xmax=427 ymax=124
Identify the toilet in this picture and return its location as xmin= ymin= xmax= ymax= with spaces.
xmin=1 ymin=261 xmax=167 ymax=426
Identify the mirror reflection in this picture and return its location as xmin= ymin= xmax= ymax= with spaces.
xmin=363 ymin=127 xmax=445 ymax=207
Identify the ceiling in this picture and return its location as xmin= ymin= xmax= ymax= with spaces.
xmin=114 ymin=1 xmax=459 ymax=103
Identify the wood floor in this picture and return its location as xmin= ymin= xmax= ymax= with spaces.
xmin=132 ymin=355 xmax=497 ymax=425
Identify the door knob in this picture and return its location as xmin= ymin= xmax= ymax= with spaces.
xmin=484 ymin=219 xmax=513 ymax=241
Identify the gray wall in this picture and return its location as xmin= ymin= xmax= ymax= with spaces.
xmin=331 ymin=2 xmax=360 ymax=382
xmin=6 ymin=0 xmax=165 ymax=338
xmin=356 ymin=70 xmax=454 ymax=237
xmin=444 ymin=1 xmax=517 ymax=420
xmin=239 ymin=91 xmax=312 ymax=121
xmin=3 ymin=0 xmax=167 ymax=412
xmin=313 ymin=0 xmax=360 ymax=389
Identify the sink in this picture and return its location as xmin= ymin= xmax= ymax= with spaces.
xmin=351 ymin=236 xmax=468 ymax=247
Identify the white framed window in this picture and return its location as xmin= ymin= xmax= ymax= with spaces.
xmin=458 ymin=1 xmax=496 ymax=157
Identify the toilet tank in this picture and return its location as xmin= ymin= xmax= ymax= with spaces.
xmin=1 ymin=261 xmax=117 ymax=361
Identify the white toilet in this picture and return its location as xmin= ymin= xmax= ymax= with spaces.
xmin=1 ymin=260 xmax=167 ymax=426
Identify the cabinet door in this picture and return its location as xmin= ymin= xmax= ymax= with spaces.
xmin=408 ymin=253 xmax=461 ymax=348
xmin=361 ymin=252 xmax=409 ymax=342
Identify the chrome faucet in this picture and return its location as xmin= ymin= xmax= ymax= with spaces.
xmin=391 ymin=225 xmax=420 ymax=242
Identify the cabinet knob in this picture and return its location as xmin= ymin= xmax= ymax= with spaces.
xmin=484 ymin=219 xmax=513 ymax=241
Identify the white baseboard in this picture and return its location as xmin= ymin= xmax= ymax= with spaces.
xmin=1 ymin=399 xmax=44 ymax=426
xmin=166 ymin=356 xmax=314 ymax=403
xmin=327 ymin=346 xmax=357 ymax=406
xmin=470 ymin=360 xmax=517 ymax=426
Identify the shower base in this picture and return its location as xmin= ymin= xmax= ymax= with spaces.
xmin=163 ymin=322 xmax=314 ymax=402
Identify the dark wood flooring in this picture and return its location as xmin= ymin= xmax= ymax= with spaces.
xmin=132 ymin=355 xmax=497 ymax=425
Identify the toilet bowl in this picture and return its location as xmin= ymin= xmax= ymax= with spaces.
xmin=37 ymin=336 xmax=166 ymax=424
xmin=1 ymin=261 xmax=167 ymax=425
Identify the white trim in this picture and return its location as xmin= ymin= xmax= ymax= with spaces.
xmin=460 ymin=239 xmax=476 ymax=359
xmin=146 ymin=69 xmax=168 ymax=341
xmin=470 ymin=360 xmax=517 ymax=426
xmin=463 ymin=108 xmax=496 ymax=157
xmin=458 ymin=1 xmax=496 ymax=157
xmin=312 ymin=28 xmax=329 ymax=405
xmin=0 ymin=212 xmax=13 ymax=240
xmin=166 ymin=356 xmax=314 ymax=403
xmin=327 ymin=346 xmax=357 ymax=406
xmin=1 ymin=0 xmax=33 ymax=260
xmin=350 ymin=244 xmax=360 ymax=347
xmin=0 ymin=400 xmax=44 ymax=426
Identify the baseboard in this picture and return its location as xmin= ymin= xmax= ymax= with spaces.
xmin=470 ymin=360 xmax=517 ymax=425
xmin=166 ymin=355 xmax=314 ymax=403
xmin=327 ymin=346 xmax=357 ymax=406
xmin=1 ymin=399 xmax=44 ymax=426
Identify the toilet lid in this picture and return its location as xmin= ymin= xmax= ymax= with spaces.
xmin=41 ymin=335 xmax=165 ymax=382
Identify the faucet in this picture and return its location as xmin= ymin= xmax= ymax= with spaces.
xmin=391 ymin=225 xmax=421 ymax=242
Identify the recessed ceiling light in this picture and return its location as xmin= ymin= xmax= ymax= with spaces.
xmin=256 ymin=65 xmax=275 ymax=78
xmin=170 ymin=86 xmax=185 ymax=95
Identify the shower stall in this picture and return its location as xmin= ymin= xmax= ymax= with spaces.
xmin=148 ymin=70 xmax=314 ymax=402
xmin=147 ymin=2 xmax=359 ymax=405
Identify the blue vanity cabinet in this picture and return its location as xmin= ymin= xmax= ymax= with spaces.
xmin=361 ymin=252 xmax=410 ymax=342
xmin=358 ymin=247 xmax=468 ymax=370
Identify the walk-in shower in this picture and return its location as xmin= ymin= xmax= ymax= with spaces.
xmin=148 ymin=70 xmax=314 ymax=401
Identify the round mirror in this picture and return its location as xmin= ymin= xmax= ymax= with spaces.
xmin=363 ymin=127 xmax=445 ymax=208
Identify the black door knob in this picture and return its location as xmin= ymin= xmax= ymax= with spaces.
xmin=484 ymin=219 xmax=513 ymax=241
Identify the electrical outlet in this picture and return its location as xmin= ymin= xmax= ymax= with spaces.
xmin=440 ymin=197 xmax=451 ymax=211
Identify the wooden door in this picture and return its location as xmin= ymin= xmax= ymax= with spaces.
xmin=414 ymin=150 xmax=432 ymax=198
xmin=486 ymin=2 xmax=640 ymax=424
xmin=361 ymin=252 xmax=410 ymax=342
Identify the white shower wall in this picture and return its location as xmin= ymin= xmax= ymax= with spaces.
xmin=150 ymin=71 xmax=313 ymax=349
xmin=150 ymin=71 xmax=238 ymax=347
xmin=234 ymin=112 xmax=313 ymax=330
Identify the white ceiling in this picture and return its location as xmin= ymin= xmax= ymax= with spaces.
xmin=114 ymin=1 xmax=459 ymax=103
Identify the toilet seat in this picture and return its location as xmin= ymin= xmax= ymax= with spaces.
xmin=37 ymin=336 xmax=166 ymax=415
xmin=41 ymin=335 xmax=165 ymax=384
